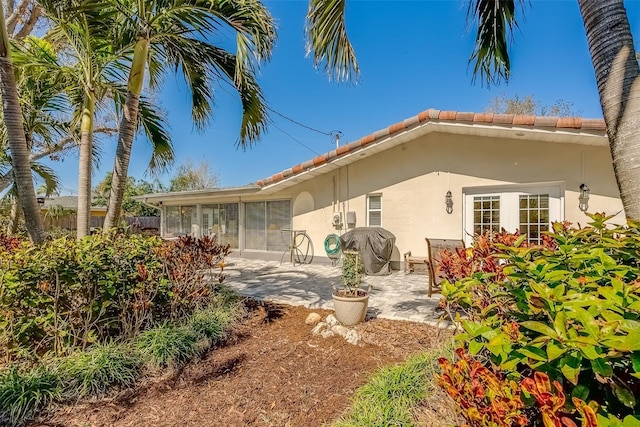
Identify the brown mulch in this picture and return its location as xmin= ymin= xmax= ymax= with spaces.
xmin=32 ymin=299 xmax=452 ymax=427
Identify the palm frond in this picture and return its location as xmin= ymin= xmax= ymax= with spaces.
xmin=202 ymin=45 xmax=268 ymax=148
xmin=467 ymin=0 xmax=526 ymax=86
xmin=160 ymin=36 xmax=217 ymax=129
xmin=30 ymin=162 xmax=60 ymax=196
xmin=201 ymin=0 xmax=276 ymax=80
xmin=137 ymin=96 xmax=174 ymax=173
xmin=305 ymin=0 xmax=359 ymax=82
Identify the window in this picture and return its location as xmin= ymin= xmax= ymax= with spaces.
xmin=464 ymin=185 xmax=562 ymax=246
xmin=244 ymin=200 xmax=291 ymax=251
xmin=202 ymin=213 xmax=210 ymax=235
xmin=519 ymin=194 xmax=550 ymax=245
xmin=473 ymin=196 xmax=500 ymax=236
xmin=201 ymin=203 xmax=239 ymax=248
xmin=367 ymin=195 xmax=382 ymax=226
xmin=165 ymin=205 xmax=195 ymax=237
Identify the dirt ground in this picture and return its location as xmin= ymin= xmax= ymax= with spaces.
xmin=32 ymin=299 xmax=452 ymax=427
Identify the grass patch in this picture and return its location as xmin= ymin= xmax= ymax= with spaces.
xmin=332 ymin=343 xmax=458 ymax=427
xmin=57 ymin=341 xmax=141 ymax=399
xmin=0 ymin=367 xmax=61 ymax=427
xmin=187 ymin=304 xmax=240 ymax=344
xmin=0 ymin=300 xmax=242 ymax=425
xmin=136 ymin=323 xmax=203 ymax=371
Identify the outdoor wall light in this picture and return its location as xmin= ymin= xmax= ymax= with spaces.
xmin=579 ymin=184 xmax=590 ymax=212
xmin=445 ymin=190 xmax=454 ymax=214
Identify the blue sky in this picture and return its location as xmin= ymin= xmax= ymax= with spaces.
xmin=49 ymin=0 xmax=640 ymax=194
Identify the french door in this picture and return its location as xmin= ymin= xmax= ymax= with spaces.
xmin=463 ymin=184 xmax=563 ymax=246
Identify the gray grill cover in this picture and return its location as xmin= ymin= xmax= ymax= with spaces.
xmin=340 ymin=227 xmax=396 ymax=276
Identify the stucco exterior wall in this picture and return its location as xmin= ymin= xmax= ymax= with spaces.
xmin=287 ymin=132 xmax=622 ymax=265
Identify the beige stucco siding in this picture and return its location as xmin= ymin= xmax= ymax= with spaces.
xmin=288 ymin=132 xmax=622 ymax=264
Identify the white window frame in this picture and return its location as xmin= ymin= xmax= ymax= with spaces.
xmin=462 ymin=182 xmax=564 ymax=246
xmin=367 ymin=194 xmax=382 ymax=227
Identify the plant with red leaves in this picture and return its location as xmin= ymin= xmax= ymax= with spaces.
xmin=437 ymin=348 xmax=528 ymax=427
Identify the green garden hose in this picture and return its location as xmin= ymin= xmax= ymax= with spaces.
xmin=324 ymin=234 xmax=341 ymax=258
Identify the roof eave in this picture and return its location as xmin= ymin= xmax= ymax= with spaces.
xmin=258 ymin=120 xmax=608 ymax=193
xmin=134 ymin=185 xmax=262 ymax=205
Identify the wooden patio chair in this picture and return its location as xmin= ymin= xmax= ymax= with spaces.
xmin=425 ymin=238 xmax=465 ymax=297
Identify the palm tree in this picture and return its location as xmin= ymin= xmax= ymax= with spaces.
xmin=24 ymin=2 xmax=174 ymax=238
xmin=37 ymin=1 xmax=124 ymax=238
xmin=2 ymin=162 xmax=59 ymax=234
xmin=102 ymin=0 xmax=276 ymax=230
xmin=0 ymin=5 xmax=44 ymax=243
xmin=306 ymin=0 xmax=640 ymax=219
xmin=576 ymin=1 xmax=640 ymax=219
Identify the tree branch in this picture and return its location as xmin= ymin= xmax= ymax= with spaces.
xmin=13 ymin=3 xmax=41 ymax=40
xmin=0 ymin=127 xmax=118 ymax=195
xmin=6 ymin=0 xmax=32 ymax=35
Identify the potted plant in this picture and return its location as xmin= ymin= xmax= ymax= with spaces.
xmin=331 ymin=250 xmax=371 ymax=325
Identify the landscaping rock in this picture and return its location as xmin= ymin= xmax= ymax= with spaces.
xmin=325 ymin=314 xmax=340 ymax=327
xmin=332 ymin=325 xmax=349 ymax=338
xmin=311 ymin=322 xmax=327 ymax=335
xmin=305 ymin=312 xmax=322 ymax=325
xmin=320 ymin=330 xmax=335 ymax=339
xmin=311 ymin=315 xmax=362 ymax=346
xmin=345 ymin=330 xmax=361 ymax=345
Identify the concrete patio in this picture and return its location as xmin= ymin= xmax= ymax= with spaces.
xmin=222 ymin=257 xmax=451 ymax=327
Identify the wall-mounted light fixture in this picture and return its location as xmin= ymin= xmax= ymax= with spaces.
xmin=445 ymin=190 xmax=453 ymax=214
xmin=579 ymin=184 xmax=590 ymax=212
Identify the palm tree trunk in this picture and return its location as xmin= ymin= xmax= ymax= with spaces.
xmin=7 ymin=197 xmax=21 ymax=235
xmin=0 ymin=7 xmax=44 ymax=243
xmin=103 ymin=38 xmax=149 ymax=231
xmin=76 ymin=94 xmax=95 ymax=239
xmin=578 ymin=0 xmax=640 ymax=219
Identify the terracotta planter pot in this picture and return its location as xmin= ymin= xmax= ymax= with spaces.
xmin=332 ymin=291 xmax=369 ymax=326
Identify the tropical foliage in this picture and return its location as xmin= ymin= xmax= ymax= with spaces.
xmin=0 ymin=232 xmax=230 ymax=361
xmin=439 ymin=214 xmax=640 ymax=426
xmin=101 ymin=0 xmax=277 ymax=230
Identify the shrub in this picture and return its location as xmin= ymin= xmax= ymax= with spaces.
xmin=440 ymin=214 xmax=640 ymax=425
xmin=56 ymin=341 xmax=141 ymax=399
xmin=0 ymin=232 xmax=230 ymax=361
xmin=0 ymin=367 xmax=61 ymax=427
xmin=0 ymin=233 xmax=23 ymax=254
xmin=135 ymin=323 xmax=202 ymax=370
xmin=438 ymin=348 xmax=527 ymax=427
xmin=154 ymin=235 xmax=231 ymax=319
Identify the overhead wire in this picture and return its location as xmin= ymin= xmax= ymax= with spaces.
xmin=217 ymin=78 xmax=342 ymax=152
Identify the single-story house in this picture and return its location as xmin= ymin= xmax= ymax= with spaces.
xmin=40 ymin=196 xmax=107 ymax=230
xmin=137 ymin=108 xmax=623 ymax=268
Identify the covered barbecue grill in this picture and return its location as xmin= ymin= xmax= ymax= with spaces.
xmin=339 ymin=227 xmax=396 ymax=275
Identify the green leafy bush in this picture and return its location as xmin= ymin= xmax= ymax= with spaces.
xmin=440 ymin=214 xmax=640 ymax=425
xmin=0 ymin=367 xmax=61 ymax=427
xmin=0 ymin=232 xmax=229 ymax=361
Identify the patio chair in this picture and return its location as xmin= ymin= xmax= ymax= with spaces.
xmin=425 ymin=238 xmax=465 ymax=297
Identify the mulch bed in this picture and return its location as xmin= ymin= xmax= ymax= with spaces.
xmin=32 ymin=299 xmax=452 ymax=427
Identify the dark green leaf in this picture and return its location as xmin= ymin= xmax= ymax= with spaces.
xmin=591 ymin=358 xmax=613 ymax=377
xmin=611 ymin=383 xmax=636 ymax=409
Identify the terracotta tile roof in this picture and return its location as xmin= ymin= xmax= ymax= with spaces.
xmin=256 ymin=108 xmax=607 ymax=187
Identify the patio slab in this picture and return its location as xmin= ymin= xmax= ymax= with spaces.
xmin=222 ymin=257 xmax=452 ymax=327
